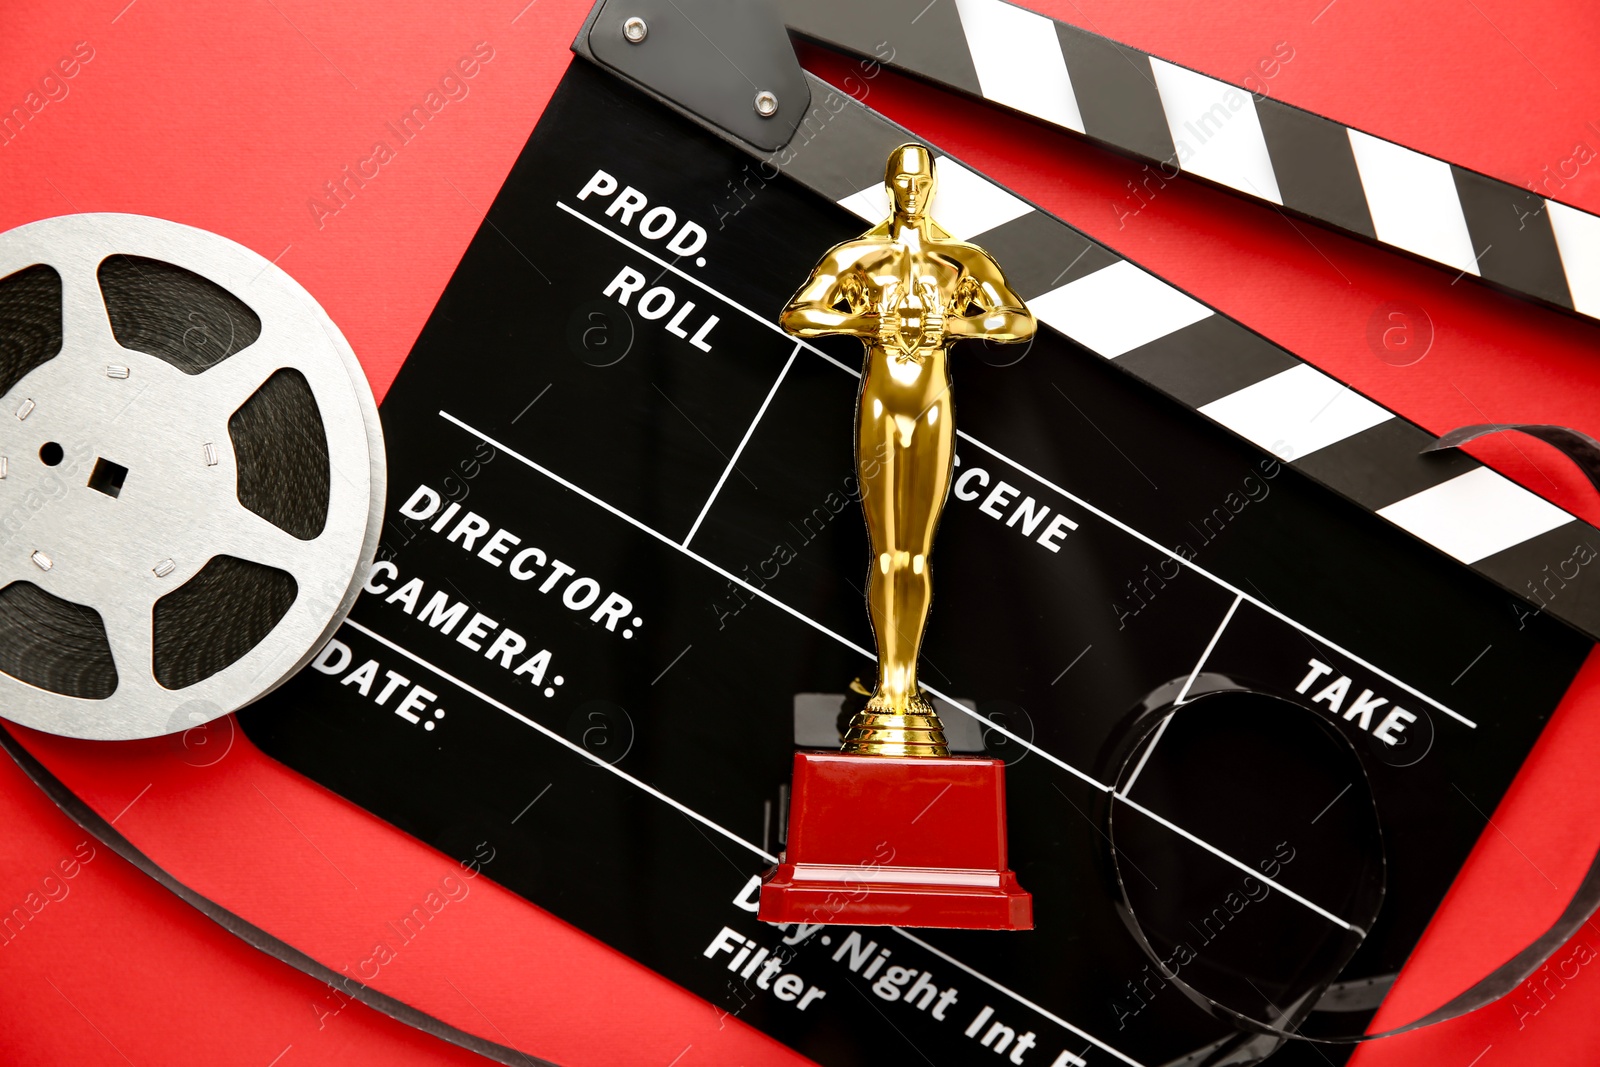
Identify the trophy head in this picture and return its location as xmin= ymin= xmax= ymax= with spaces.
xmin=885 ymin=143 xmax=936 ymax=222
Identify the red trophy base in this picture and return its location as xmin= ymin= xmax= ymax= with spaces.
xmin=758 ymin=752 xmax=1033 ymax=930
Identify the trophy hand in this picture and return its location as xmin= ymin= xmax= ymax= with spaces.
xmin=918 ymin=280 xmax=945 ymax=350
xmin=877 ymin=281 xmax=904 ymax=352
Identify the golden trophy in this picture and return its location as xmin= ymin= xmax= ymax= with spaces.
xmin=758 ymin=144 xmax=1036 ymax=929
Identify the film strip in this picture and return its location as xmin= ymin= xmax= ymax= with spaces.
xmin=0 ymin=726 xmax=552 ymax=1067
xmin=778 ymin=0 xmax=1600 ymax=324
xmin=585 ymin=37 xmax=1600 ymax=644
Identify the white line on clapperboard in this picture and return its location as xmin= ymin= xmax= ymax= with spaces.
xmin=554 ymin=199 xmax=1474 ymax=732
xmin=683 ymin=341 xmax=801 ymax=547
xmin=1119 ymin=594 xmax=1244 ymax=798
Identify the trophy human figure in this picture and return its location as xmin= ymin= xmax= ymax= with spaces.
xmin=779 ymin=143 xmax=1036 ymax=757
xmin=761 ymin=144 xmax=1036 ymax=929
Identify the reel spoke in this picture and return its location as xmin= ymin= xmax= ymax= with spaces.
xmin=55 ymin=247 xmax=123 ymax=363
xmin=212 ymin=503 xmax=321 ymax=577
xmin=98 ymin=593 xmax=162 ymax=704
xmin=202 ymin=339 xmax=290 ymax=417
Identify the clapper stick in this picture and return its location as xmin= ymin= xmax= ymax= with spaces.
xmin=778 ymin=0 xmax=1600 ymax=326
xmin=578 ymin=4 xmax=1600 ymax=646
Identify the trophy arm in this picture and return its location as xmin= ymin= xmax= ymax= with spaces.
xmin=778 ymin=300 xmax=877 ymax=339
xmin=946 ymin=306 xmax=1034 ymax=342
xmin=943 ymin=264 xmax=1036 ymax=344
xmin=780 ymin=245 xmax=883 ymax=340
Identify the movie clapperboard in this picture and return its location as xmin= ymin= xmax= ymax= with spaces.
xmin=242 ymin=8 xmax=1600 ymax=1065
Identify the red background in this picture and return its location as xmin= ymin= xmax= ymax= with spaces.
xmin=3 ymin=0 xmax=1600 ymax=1063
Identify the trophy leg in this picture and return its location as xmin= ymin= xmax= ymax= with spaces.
xmin=851 ymin=352 xmax=954 ymax=758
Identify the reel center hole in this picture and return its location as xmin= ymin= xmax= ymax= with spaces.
xmin=88 ymin=457 xmax=128 ymax=499
xmin=38 ymin=442 xmax=63 ymax=466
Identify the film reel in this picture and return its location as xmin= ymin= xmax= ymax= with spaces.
xmin=0 ymin=213 xmax=384 ymax=740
